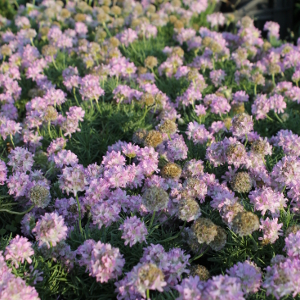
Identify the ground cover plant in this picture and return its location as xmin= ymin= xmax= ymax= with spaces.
xmin=1 ymin=0 xmax=300 ymax=299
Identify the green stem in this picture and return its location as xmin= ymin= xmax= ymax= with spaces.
xmin=102 ymin=22 xmax=112 ymax=37
xmin=149 ymin=211 xmax=156 ymax=228
xmin=254 ymin=84 xmax=257 ymax=96
xmin=272 ymin=73 xmax=275 ymax=86
xmin=189 ymin=246 xmax=210 ymax=263
xmin=146 ymin=289 xmax=150 ymax=300
xmin=265 ymin=114 xmax=274 ymax=122
xmin=249 ymin=234 xmax=258 ymax=251
xmin=51 ymin=56 xmax=58 ymax=70
xmin=274 ymin=112 xmax=283 ymax=123
xmin=9 ymin=134 xmax=15 ymax=149
xmin=48 ymin=121 xmax=52 ymax=139
xmin=244 ymin=134 xmax=248 ymax=147
xmin=0 ymin=204 xmax=34 ymax=215
xmin=157 ymin=221 xmax=187 ymax=243
xmin=76 ymin=194 xmax=83 ymax=235
xmin=73 ymin=87 xmax=79 ymax=106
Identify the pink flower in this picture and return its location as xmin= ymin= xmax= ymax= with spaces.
xmin=249 ymin=187 xmax=287 ymax=216
xmin=227 ymin=260 xmax=262 ymax=294
xmin=0 ymin=119 xmax=21 ymax=141
xmin=89 ymin=241 xmax=125 ymax=283
xmin=7 ymin=147 xmax=34 ymax=172
xmin=284 ymin=230 xmax=300 ymax=259
xmin=259 ymin=217 xmax=283 ymax=244
xmin=186 ymin=122 xmax=213 ymax=145
xmin=32 ymin=212 xmax=68 ymax=248
xmin=5 ymin=235 xmax=34 ymax=268
xmin=119 ymin=216 xmax=148 ymax=247
xmin=79 ymin=75 xmax=105 ymax=102
xmin=264 ymin=21 xmax=280 ymax=40
xmin=59 ymin=164 xmax=87 ymax=196
xmin=207 ymin=12 xmax=226 ymax=28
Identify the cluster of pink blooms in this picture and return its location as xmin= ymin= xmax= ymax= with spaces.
xmin=1 ymin=0 xmax=300 ymax=298
xmin=77 ymin=240 xmax=125 ymax=283
xmin=0 ymin=251 xmax=40 ymax=299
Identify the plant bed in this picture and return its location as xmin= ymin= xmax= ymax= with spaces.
xmin=1 ymin=1 xmax=300 ymax=299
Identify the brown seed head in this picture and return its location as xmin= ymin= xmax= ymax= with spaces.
xmin=144 ymin=130 xmax=163 ymax=148
xmin=190 ymin=265 xmax=210 ymax=281
xmin=232 ymin=211 xmax=259 ymax=236
xmin=161 ymin=162 xmax=182 ymax=179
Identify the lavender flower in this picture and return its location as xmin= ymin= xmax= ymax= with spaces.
xmin=4 ymin=235 xmax=34 ymax=268
xmin=32 ymin=212 xmax=68 ymax=248
xmin=119 ymin=216 xmax=148 ymax=247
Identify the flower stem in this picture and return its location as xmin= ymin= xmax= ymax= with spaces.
xmin=149 ymin=211 xmax=156 ymax=228
xmin=274 ymin=112 xmax=283 ymax=123
xmin=73 ymin=88 xmax=79 ymax=106
xmin=51 ymin=56 xmax=58 ymax=70
xmin=76 ymin=194 xmax=83 ymax=236
xmin=10 ymin=134 xmax=15 ymax=149
xmin=0 ymin=204 xmax=34 ymax=215
xmin=249 ymin=234 xmax=258 ymax=251
xmin=265 ymin=114 xmax=274 ymax=122
xmin=189 ymin=246 xmax=210 ymax=263
xmin=146 ymin=289 xmax=150 ymax=299
xmin=48 ymin=121 xmax=52 ymax=139
xmin=157 ymin=221 xmax=187 ymax=243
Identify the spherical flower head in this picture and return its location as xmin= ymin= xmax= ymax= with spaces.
xmin=158 ymin=119 xmax=177 ymax=135
xmin=264 ymin=21 xmax=280 ymax=40
xmin=190 ymin=265 xmax=210 ymax=281
xmin=220 ymin=201 xmax=245 ymax=227
xmin=231 ymin=113 xmax=253 ymax=138
xmin=29 ymin=183 xmax=51 ymax=208
xmin=32 ymin=212 xmax=68 ymax=248
xmin=90 ymin=241 xmax=125 ymax=283
xmin=161 ymin=162 xmax=182 ymax=179
xmin=231 ymin=172 xmax=253 ymax=193
xmin=5 ymin=235 xmax=34 ymax=268
xmin=225 ymin=142 xmax=247 ymax=167
xmin=249 ymin=187 xmax=287 ymax=216
xmin=191 ymin=217 xmax=218 ymax=245
xmin=7 ymin=147 xmax=34 ymax=172
xmin=232 ymin=211 xmax=260 ymax=237
xmin=0 ymin=276 xmax=40 ymax=300
xmin=284 ymin=230 xmax=300 ymax=259
xmin=209 ymin=226 xmax=227 ymax=251
xmin=263 ymin=256 xmax=300 ymax=299
xmin=164 ymin=133 xmax=188 ymax=161
xmin=178 ymin=197 xmax=201 ymax=222
xmin=135 ymin=263 xmax=166 ymax=297
xmin=92 ymin=201 xmax=121 ymax=229
xmin=119 ymin=216 xmax=148 ymax=247
xmin=142 ymin=186 xmax=169 ymax=212
xmin=175 ymin=275 xmax=205 ymax=300
xmin=183 ymin=159 xmax=204 ymax=177
xmin=144 ymin=130 xmax=163 ymax=148
xmin=132 ymin=129 xmax=148 ymax=145
xmin=227 ymin=260 xmax=262 ymax=294
xmin=251 ymin=138 xmax=272 ymax=156
xmin=259 ymin=217 xmax=283 ymax=245
xmin=59 ymin=164 xmax=87 ymax=196
xmin=144 ymin=56 xmax=158 ymax=69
